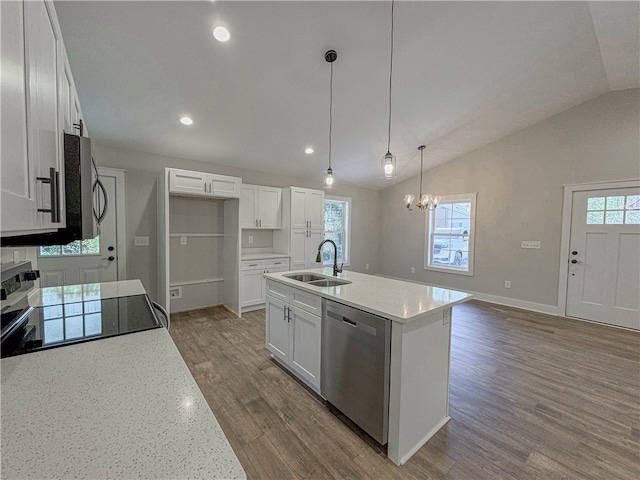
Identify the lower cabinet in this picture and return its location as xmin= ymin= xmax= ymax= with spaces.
xmin=265 ymin=280 xmax=321 ymax=390
xmin=240 ymin=258 xmax=290 ymax=308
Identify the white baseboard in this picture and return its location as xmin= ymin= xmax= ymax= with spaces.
xmin=376 ymin=274 xmax=559 ymax=316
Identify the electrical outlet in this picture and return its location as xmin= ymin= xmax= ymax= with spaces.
xmin=180 ymin=236 xmax=187 ymax=245
xmin=169 ymin=287 xmax=182 ymax=299
xmin=134 ymin=236 xmax=149 ymax=246
xmin=521 ymin=241 xmax=541 ymax=249
xmin=505 ymin=280 xmax=511 ymax=289
xmin=411 ymin=267 xmax=416 ymax=274
xmin=365 ymin=263 xmax=370 ymax=270
xmin=248 ymin=236 xmax=254 ymax=244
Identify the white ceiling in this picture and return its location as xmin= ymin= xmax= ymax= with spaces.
xmin=54 ymin=1 xmax=640 ymax=189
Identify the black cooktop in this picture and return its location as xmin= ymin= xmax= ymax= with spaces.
xmin=1 ymin=294 xmax=161 ymax=358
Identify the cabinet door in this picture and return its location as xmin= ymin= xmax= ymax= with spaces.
xmin=168 ymin=169 xmax=209 ymax=195
xmin=258 ymin=186 xmax=282 ymax=229
xmin=291 ymin=229 xmax=308 ymax=270
xmin=209 ymin=173 xmax=241 ymax=198
xmin=266 ymin=295 xmax=290 ymax=362
xmin=240 ymin=185 xmax=259 ymax=228
xmin=1 ymin=0 xmax=39 ymax=233
xmin=290 ymin=188 xmax=308 ymax=229
xmin=306 ymin=189 xmax=324 ymax=229
xmin=307 ymin=230 xmax=324 ymax=268
xmin=25 ymin=0 xmax=64 ymax=230
xmin=241 ymin=269 xmax=265 ymax=307
xmin=290 ymin=307 xmax=321 ymax=389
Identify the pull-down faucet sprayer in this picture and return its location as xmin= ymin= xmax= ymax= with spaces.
xmin=316 ymin=239 xmax=343 ymax=276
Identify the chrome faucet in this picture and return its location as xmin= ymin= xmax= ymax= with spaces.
xmin=316 ymin=239 xmax=343 ymax=276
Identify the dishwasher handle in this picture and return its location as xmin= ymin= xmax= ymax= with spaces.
xmin=342 ymin=317 xmax=357 ymax=327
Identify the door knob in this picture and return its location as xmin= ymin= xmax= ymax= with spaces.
xmin=108 ymin=246 xmax=114 ymax=251
xmin=571 ymin=251 xmax=578 ymax=255
xmin=570 ymin=259 xmax=583 ymax=264
xmin=108 ymin=256 xmax=115 ymax=261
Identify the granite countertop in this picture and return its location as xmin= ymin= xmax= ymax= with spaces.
xmin=28 ymin=279 xmax=148 ymax=307
xmin=1 ymin=327 xmax=246 ymax=480
xmin=264 ymin=268 xmax=473 ymax=323
xmin=241 ymin=252 xmax=290 ymax=261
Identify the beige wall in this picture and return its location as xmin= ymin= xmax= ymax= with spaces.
xmin=92 ymin=145 xmax=382 ymax=301
xmin=380 ymin=89 xmax=640 ymax=309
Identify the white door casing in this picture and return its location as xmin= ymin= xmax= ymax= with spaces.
xmin=561 ymin=182 xmax=640 ymax=330
xmin=38 ymin=168 xmax=126 ymax=287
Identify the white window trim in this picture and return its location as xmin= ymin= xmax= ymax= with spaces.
xmin=324 ymin=195 xmax=351 ymax=267
xmin=424 ymin=192 xmax=477 ymax=276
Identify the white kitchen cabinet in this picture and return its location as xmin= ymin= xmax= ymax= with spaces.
xmin=168 ymin=168 xmax=241 ymax=199
xmin=1 ymin=0 xmax=38 ymax=233
xmin=291 ymin=229 xmax=323 ymax=270
xmin=240 ymin=258 xmax=290 ymax=308
xmin=1 ymin=0 xmax=73 ymax=235
xmin=290 ymin=187 xmax=324 ymax=230
xmin=265 ymin=279 xmax=321 ymax=390
xmin=240 ymin=184 xmax=282 ymax=229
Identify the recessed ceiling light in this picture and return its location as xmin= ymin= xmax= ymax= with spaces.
xmin=213 ymin=26 xmax=230 ymax=42
xmin=180 ymin=116 xmax=193 ymax=125
xmin=304 ymin=147 xmax=314 ymax=154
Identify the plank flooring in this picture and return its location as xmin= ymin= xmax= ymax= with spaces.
xmin=170 ymin=301 xmax=640 ymax=479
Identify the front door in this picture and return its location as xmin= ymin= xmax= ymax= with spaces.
xmin=38 ymin=172 xmax=119 ymax=287
xmin=565 ymin=187 xmax=640 ymax=330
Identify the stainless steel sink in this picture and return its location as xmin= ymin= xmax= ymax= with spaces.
xmin=308 ymin=278 xmax=352 ymax=288
xmin=284 ymin=273 xmax=326 ymax=283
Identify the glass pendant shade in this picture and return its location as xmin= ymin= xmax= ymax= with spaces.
xmin=324 ymin=167 xmax=334 ymax=188
xmin=382 ymin=152 xmax=396 ymax=179
xmin=404 ymin=194 xmax=415 ymax=210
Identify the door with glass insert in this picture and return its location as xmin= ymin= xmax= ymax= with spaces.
xmin=566 ymin=187 xmax=640 ymax=329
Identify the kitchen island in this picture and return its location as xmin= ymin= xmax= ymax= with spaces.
xmin=1 ymin=281 xmax=246 ymax=480
xmin=263 ymin=268 xmax=473 ymax=466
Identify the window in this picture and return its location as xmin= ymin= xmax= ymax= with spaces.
xmin=425 ymin=193 xmax=476 ymax=275
xmin=586 ymin=195 xmax=640 ymax=225
xmin=323 ymin=196 xmax=351 ymax=266
xmin=39 ymin=237 xmax=100 ymax=256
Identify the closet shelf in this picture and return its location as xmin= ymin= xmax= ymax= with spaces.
xmin=169 ymin=278 xmax=224 ymax=287
xmin=169 ymin=233 xmax=224 ymax=237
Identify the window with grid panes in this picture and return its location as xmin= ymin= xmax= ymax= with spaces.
xmin=323 ymin=197 xmax=351 ymax=266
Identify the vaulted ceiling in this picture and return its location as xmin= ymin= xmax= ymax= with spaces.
xmin=54 ymin=1 xmax=640 ymax=189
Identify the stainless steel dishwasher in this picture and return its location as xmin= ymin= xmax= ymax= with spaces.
xmin=321 ymin=298 xmax=391 ymax=445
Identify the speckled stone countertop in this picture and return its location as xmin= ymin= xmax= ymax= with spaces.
xmin=28 ymin=279 xmax=148 ymax=307
xmin=264 ymin=268 xmax=473 ymax=323
xmin=1 ymin=328 xmax=246 ymax=479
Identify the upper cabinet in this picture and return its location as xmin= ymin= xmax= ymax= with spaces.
xmin=240 ymin=184 xmax=282 ymax=229
xmin=168 ymin=168 xmax=241 ymax=199
xmin=1 ymin=0 xmax=76 ymax=236
xmin=290 ymin=187 xmax=324 ymax=230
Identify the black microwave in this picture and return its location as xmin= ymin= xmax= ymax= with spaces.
xmin=1 ymin=133 xmax=107 ymax=247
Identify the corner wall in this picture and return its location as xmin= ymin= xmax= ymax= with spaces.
xmin=379 ymin=89 xmax=640 ymax=310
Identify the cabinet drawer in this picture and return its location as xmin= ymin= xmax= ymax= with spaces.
xmin=241 ymin=260 xmax=264 ymax=270
xmin=290 ymin=286 xmax=322 ymax=316
xmin=265 ymin=258 xmax=289 ymax=269
xmin=265 ymin=279 xmax=288 ymax=301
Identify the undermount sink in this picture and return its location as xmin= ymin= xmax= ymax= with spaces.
xmin=308 ymin=278 xmax=352 ymax=288
xmin=283 ymin=272 xmax=352 ymax=288
xmin=284 ymin=273 xmax=325 ymax=283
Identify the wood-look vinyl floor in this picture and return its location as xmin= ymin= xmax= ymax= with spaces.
xmin=170 ymin=301 xmax=640 ymax=479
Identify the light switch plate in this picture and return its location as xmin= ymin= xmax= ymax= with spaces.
xmin=521 ymin=241 xmax=541 ymax=249
xmin=134 ymin=236 xmax=149 ymax=246
xmin=180 ymin=236 xmax=187 ymax=245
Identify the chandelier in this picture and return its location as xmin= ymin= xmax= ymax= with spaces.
xmin=404 ymin=145 xmax=440 ymax=211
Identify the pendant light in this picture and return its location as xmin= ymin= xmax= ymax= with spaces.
xmin=404 ymin=145 xmax=440 ymax=211
xmin=324 ymin=49 xmax=337 ymax=189
xmin=381 ymin=0 xmax=396 ymax=180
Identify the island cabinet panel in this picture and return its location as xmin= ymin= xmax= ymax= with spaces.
xmin=290 ymin=306 xmax=321 ymax=387
xmin=265 ymin=279 xmax=322 ymax=391
xmin=265 ymin=295 xmax=290 ymax=362
xmin=387 ymin=308 xmax=452 ymax=466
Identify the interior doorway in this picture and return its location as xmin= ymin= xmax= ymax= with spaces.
xmin=559 ymin=180 xmax=639 ymax=330
xmin=38 ymin=168 xmax=126 ymax=287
